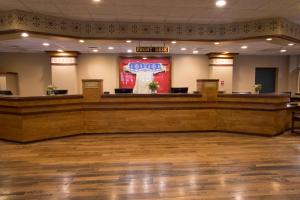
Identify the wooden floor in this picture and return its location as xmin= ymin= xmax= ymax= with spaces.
xmin=1 ymin=132 xmax=300 ymax=200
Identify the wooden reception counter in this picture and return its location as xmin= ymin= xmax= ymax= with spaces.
xmin=0 ymin=79 xmax=292 ymax=142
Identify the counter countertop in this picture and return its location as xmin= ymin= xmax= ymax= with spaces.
xmin=0 ymin=94 xmax=83 ymax=101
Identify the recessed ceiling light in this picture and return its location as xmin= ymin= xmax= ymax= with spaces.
xmin=93 ymin=0 xmax=101 ymax=2
xmin=21 ymin=32 xmax=29 ymax=37
xmin=222 ymin=51 xmax=229 ymax=54
xmin=127 ymin=49 xmax=133 ymax=53
xmin=126 ymin=40 xmax=132 ymax=43
xmin=216 ymin=0 xmax=226 ymax=7
xmin=266 ymin=38 xmax=272 ymax=41
xmin=171 ymin=41 xmax=177 ymax=44
xmin=181 ymin=47 xmax=187 ymax=51
xmin=241 ymin=45 xmax=248 ymax=49
xmin=57 ymin=49 xmax=64 ymax=52
xmin=214 ymin=42 xmax=220 ymax=45
xmin=142 ymin=57 xmax=148 ymax=60
xmin=192 ymin=50 xmax=199 ymax=54
xmin=42 ymin=42 xmax=50 ymax=46
xmin=288 ymin=43 xmax=295 ymax=46
xmin=93 ymin=49 xmax=99 ymax=52
xmin=280 ymin=49 xmax=287 ymax=53
xmin=108 ymin=46 xmax=114 ymax=50
xmin=79 ymin=40 xmax=85 ymax=43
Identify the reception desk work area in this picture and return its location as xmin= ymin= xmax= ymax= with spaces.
xmin=0 ymin=78 xmax=292 ymax=143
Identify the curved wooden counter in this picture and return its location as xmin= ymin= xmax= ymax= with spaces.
xmin=0 ymin=92 xmax=292 ymax=142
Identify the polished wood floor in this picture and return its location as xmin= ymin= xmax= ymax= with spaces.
xmin=1 ymin=132 xmax=300 ymax=200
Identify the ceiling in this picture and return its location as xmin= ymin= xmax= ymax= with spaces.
xmin=0 ymin=33 xmax=299 ymax=55
xmin=0 ymin=0 xmax=300 ymax=24
xmin=0 ymin=1 xmax=299 ymax=55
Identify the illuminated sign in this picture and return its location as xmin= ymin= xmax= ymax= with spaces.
xmin=136 ymin=47 xmax=169 ymax=53
xmin=51 ymin=57 xmax=76 ymax=65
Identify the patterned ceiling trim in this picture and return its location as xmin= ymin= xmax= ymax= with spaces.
xmin=0 ymin=10 xmax=300 ymax=41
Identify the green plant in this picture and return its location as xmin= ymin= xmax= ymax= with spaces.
xmin=254 ymin=84 xmax=262 ymax=92
xmin=148 ymin=81 xmax=159 ymax=91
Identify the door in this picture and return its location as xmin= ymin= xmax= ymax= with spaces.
xmin=255 ymin=68 xmax=277 ymax=93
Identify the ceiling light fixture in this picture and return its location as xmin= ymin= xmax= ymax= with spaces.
xmin=171 ymin=41 xmax=177 ymax=44
xmin=181 ymin=47 xmax=187 ymax=51
xmin=193 ymin=50 xmax=199 ymax=54
xmin=127 ymin=49 xmax=133 ymax=53
xmin=288 ymin=43 xmax=295 ymax=46
xmin=266 ymin=38 xmax=272 ymax=41
xmin=241 ymin=45 xmax=248 ymax=49
xmin=21 ymin=32 xmax=29 ymax=38
xmin=93 ymin=0 xmax=101 ymax=2
xmin=79 ymin=40 xmax=85 ymax=43
xmin=280 ymin=49 xmax=287 ymax=53
xmin=42 ymin=42 xmax=50 ymax=46
xmin=57 ymin=49 xmax=64 ymax=52
xmin=93 ymin=49 xmax=99 ymax=52
xmin=142 ymin=57 xmax=148 ymax=60
xmin=216 ymin=0 xmax=226 ymax=7
xmin=222 ymin=51 xmax=229 ymax=54
xmin=214 ymin=42 xmax=220 ymax=45
xmin=126 ymin=40 xmax=132 ymax=43
xmin=108 ymin=46 xmax=114 ymax=50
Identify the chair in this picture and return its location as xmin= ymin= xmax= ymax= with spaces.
xmin=0 ymin=90 xmax=13 ymax=95
xmin=291 ymin=111 xmax=300 ymax=134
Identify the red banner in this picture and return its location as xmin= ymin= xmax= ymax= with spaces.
xmin=119 ymin=58 xmax=171 ymax=93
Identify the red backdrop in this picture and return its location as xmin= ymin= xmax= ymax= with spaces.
xmin=119 ymin=58 xmax=171 ymax=93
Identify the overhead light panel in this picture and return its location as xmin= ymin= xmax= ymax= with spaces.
xmin=241 ymin=45 xmax=248 ymax=49
xmin=126 ymin=40 xmax=132 ymax=43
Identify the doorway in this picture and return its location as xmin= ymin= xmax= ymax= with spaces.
xmin=255 ymin=68 xmax=277 ymax=93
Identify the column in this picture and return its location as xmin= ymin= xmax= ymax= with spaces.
xmin=207 ymin=53 xmax=237 ymax=93
xmin=48 ymin=51 xmax=80 ymax=94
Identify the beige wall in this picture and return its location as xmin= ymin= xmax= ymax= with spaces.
xmin=52 ymin=65 xmax=78 ymax=94
xmin=233 ymin=55 xmax=289 ymax=93
xmin=77 ymin=54 xmax=119 ymax=94
xmin=172 ymin=55 xmax=209 ymax=92
xmin=77 ymin=54 xmax=209 ymax=94
xmin=0 ymin=53 xmax=51 ymax=96
xmin=0 ymin=53 xmax=292 ymax=95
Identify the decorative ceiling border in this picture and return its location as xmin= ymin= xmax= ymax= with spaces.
xmin=0 ymin=10 xmax=300 ymax=41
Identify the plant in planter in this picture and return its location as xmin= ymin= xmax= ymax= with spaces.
xmin=148 ymin=81 xmax=159 ymax=93
xmin=254 ymin=84 xmax=262 ymax=94
xmin=46 ymin=85 xmax=57 ymax=95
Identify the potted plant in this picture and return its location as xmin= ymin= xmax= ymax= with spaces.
xmin=46 ymin=85 xmax=57 ymax=95
xmin=148 ymin=81 xmax=159 ymax=94
xmin=254 ymin=84 xmax=262 ymax=94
